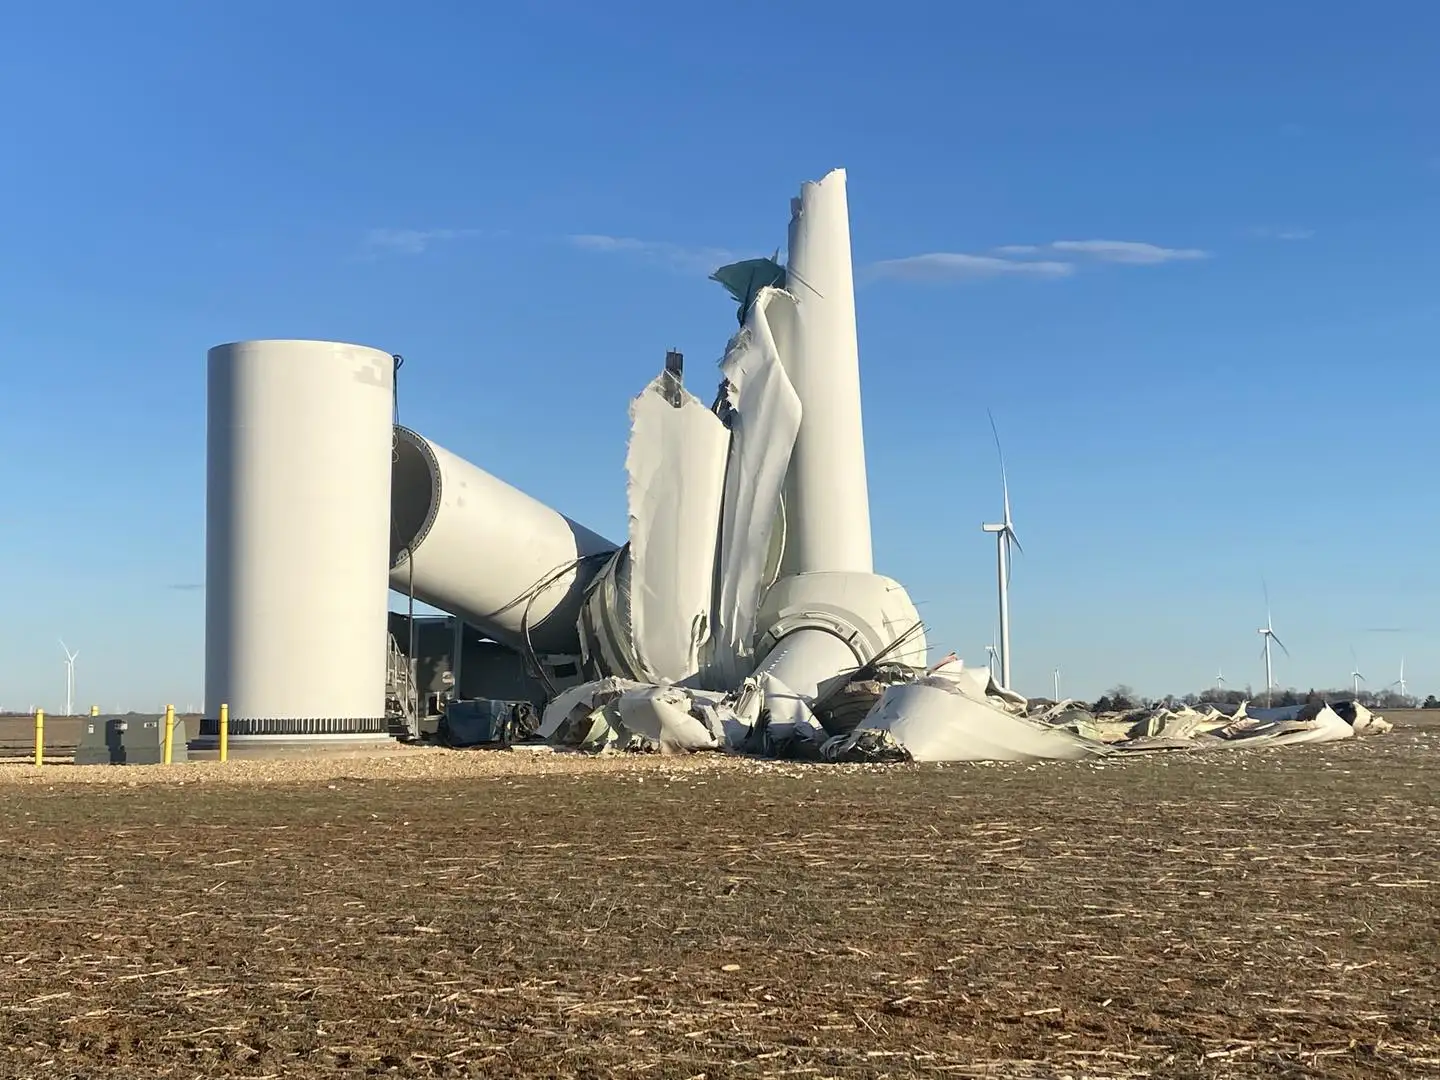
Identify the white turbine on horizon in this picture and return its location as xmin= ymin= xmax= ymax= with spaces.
xmin=1052 ymin=667 xmax=1061 ymax=701
xmin=1390 ymin=657 xmax=1407 ymax=698
xmin=59 ymin=639 xmax=78 ymax=718
xmin=981 ymin=410 xmax=1021 ymax=690
xmin=985 ymin=641 xmax=999 ymax=682
xmin=1349 ymin=646 xmax=1365 ymax=700
xmin=1257 ymin=587 xmax=1288 ymax=708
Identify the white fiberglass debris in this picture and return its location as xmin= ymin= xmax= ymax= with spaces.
xmin=626 ymin=373 xmax=730 ymax=685
xmin=1058 ymin=698 xmax=1370 ymax=755
xmin=756 ymin=671 xmax=828 ymax=746
xmin=1340 ymin=700 xmax=1393 ymax=735
xmin=1231 ymin=703 xmax=1355 ymax=746
xmin=539 ymin=677 xmax=754 ymax=755
xmin=707 ymin=287 xmax=802 ymax=687
xmin=826 ymin=676 xmax=1105 ymax=763
xmin=539 ymin=676 xmax=645 ymax=751
xmin=926 ymin=657 xmax=1027 ymax=711
xmin=617 ymin=686 xmax=723 ymax=754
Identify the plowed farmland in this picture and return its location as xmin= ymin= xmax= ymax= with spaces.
xmin=1 ymin=731 xmax=1437 ymax=1078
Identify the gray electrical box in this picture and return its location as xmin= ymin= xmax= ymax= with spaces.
xmin=123 ymin=716 xmax=187 ymax=765
xmin=74 ymin=716 xmax=125 ymax=765
xmin=74 ymin=715 xmax=187 ymax=765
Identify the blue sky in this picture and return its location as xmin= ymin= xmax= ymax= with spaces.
xmin=3 ymin=1 xmax=1439 ymax=711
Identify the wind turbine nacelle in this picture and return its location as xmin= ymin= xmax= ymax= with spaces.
xmin=753 ymin=571 xmax=928 ymax=673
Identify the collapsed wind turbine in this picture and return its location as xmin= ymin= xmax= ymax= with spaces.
xmin=981 ymin=411 xmax=1021 ymax=690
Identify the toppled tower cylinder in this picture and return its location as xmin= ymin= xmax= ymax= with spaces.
xmin=389 ymin=427 xmax=617 ymax=656
xmin=204 ymin=339 xmax=395 ymax=739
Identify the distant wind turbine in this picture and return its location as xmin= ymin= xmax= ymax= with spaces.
xmin=985 ymin=641 xmax=999 ymax=683
xmin=1390 ymin=657 xmax=1407 ymax=698
xmin=1257 ymin=585 xmax=1289 ymax=707
xmin=1052 ymin=667 xmax=1061 ymax=701
xmin=981 ymin=410 xmax=1022 ymax=690
xmin=59 ymin=639 xmax=78 ymax=718
xmin=1215 ymin=668 xmax=1226 ymax=694
xmin=1349 ymin=646 xmax=1365 ymax=700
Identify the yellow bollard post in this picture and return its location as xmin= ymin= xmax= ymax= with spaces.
xmin=163 ymin=704 xmax=175 ymax=766
xmin=90 ymin=705 xmax=99 ymax=717
xmin=34 ymin=709 xmax=44 ymax=767
xmin=218 ymin=703 xmax=229 ymax=764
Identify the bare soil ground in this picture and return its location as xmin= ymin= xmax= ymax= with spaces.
xmin=1 ymin=734 xmax=1437 ymax=1079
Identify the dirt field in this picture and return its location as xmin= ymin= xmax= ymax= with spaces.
xmin=1 ymin=734 xmax=1437 ymax=1079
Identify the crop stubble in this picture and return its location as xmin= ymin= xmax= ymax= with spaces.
xmin=1 ymin=733 xmax=1437 ymax=1078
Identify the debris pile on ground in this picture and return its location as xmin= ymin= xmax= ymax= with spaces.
xmin=534 ymin=659 xmax=1392 ymax=764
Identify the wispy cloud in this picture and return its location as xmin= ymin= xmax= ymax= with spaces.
xmin=1250 ymin=226 xmax=1315 ymax=241
xmin=1047 ymin=239 xmax=1210 ymax=264
xmin=363 ymin=227 xmax=483 ymax=256
xmin=567 ymin=234 xmax=739 ymax=276
xmin=167 ymin=583 xmax=204 ymax=592
xmin=868 ymin=252 xmax=1075 ymax=282
xmin=868 ymin=237 xmax=1208 ymax=283
xmin=996 ymin=240 xmax=1209 ymax=263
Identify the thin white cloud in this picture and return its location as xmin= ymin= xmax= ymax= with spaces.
xmin=363 ymin=227 xmax=483 ymax=256
xmin=567 ymin=234 xmax=738 ymax=275
xmin=1250 ymin=226 xmax=1315 ymax=241
xmin=1048 ymin=239 xmax=1210 ymax=264
xmin=869 ymin=252 xmax=1075 ymax=282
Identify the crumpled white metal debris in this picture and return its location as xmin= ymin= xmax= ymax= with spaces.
xmin=708 ymin=287 xmax=802 ymax=687
xmin=625 ymin=371 xmax=729 ymax=685
xmin=577 ymin=289 xmax=804 ymax=693
xmin=1039 ymin=698 xmax=1381 ymax=755
xmin=822 ymin=661 xmax=1103 ymax=763
xmin=1340 ymin=700 xmax=1393 ymax=735
xmin=541 ymin=672 xmax=1386 ymax=762
xmin=539 ymin=676 xmax=760 ymax=756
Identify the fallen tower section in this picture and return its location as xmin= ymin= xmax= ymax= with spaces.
xmin=389 ymin=426 xmax=618 ymax=659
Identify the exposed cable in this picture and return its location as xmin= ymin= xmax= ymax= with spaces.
xmin=515 ymin=551 xmax=614 ymax=697
xmin=391 ymin=353 xmax=404 ymax=421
